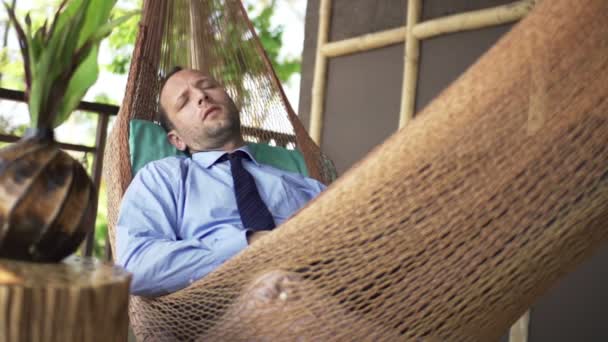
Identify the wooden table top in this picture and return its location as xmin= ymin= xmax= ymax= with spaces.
xmin=0 ymin=255 xmax=131 ymax=287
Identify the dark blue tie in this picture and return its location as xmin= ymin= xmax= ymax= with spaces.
xmin=219 ymin=151 xmax=276 ymax=230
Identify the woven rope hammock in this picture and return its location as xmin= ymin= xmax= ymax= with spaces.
xmin=104 ymin=0 xmax=608 ymax=340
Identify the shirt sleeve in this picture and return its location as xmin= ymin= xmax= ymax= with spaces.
xmin=304 ymin=177 xmax=327 ymax=195
xmin=293 ymin=175 xmax=327 ymax=200
xmin=115 ymin=161 xmax=248 ymax=297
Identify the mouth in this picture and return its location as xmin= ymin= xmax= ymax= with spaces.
xmin=202 ymin=106 xmax=221 ymax=120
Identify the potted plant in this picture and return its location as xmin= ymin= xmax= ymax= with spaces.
xmin=0 ymin=0 xmax=136 ymax=262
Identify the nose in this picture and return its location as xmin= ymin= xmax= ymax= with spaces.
xmin=198 ymin=91 xmax=209 ymax=106
xmin=196 ymin=91 xmax=209 ymax=107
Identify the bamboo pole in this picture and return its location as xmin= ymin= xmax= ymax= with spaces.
xmin=399 ymin=0 xmax=422 ymax=128
xmin=320 ymin=27 xmax=406 ymax=58
xmin=413 ymin=0 xmax=536 ymax=40
xmin=509 ymin=311 xmax=531 ymax=342
xmin=309 ymin=0 xmax=331 ymax=145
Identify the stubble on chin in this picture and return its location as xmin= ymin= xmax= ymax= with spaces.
xmin=205 ymin=116 xmax=236 ymax=138
xmin=196 ymin=118 xmax=239 ymax=149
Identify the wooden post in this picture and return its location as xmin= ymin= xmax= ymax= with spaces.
xmin=0 ymin=256 xmax=131 ymax=342
xmin=83 ymin=112 xmax=110 ymax=258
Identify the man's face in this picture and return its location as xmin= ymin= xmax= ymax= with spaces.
xmin=160 ymin=69 xmax=241 ymax=152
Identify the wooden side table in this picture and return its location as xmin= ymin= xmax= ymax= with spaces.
xmin=0 ymin=256 xmax=131 ymax=342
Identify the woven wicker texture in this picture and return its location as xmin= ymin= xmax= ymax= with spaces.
xmin=104 ymin=0 xmax=608 ymax=340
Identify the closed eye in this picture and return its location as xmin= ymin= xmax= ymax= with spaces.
xmin=194 ymin=78 xmax=216 ymax=89
xmin=176 ymin=94 xmax=188 ymax=110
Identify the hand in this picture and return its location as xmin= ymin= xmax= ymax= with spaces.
xmin=247 ymin=230 xmax=271 ymax=245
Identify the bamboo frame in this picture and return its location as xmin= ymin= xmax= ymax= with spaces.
xmin=309 ymin=0 xmax=535 ymax=142
xmin=399 ymin=0 xmax=421 ymax=128
xmin=309 ymin=2 xmax=538 ymax=339
xmin=509 ymin=311 xmax=531 ymax=342
xmin=310 ymin=0 xmax=331 ymax=145
xmin=320 ymin=27 xmax=406 ymax=58
xmin=313 ymin=0 xmax=534 ymax=59
xmin=413 ymin=0 xmax=535 ymax=40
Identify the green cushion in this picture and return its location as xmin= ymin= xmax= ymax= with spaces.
xmin=129 ymin=119 xmax=308 ymax=176
xmin=246 ymin=140 xmax=308 ymax=176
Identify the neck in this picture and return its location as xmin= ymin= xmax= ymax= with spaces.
xmin=191 ymin=136 xmax=246 ymax=153
xmin=219 ymin=137 xmax=246 ymax=152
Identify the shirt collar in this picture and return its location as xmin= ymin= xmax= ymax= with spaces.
xmin=191 ymin=144 xmax=259 ymax=168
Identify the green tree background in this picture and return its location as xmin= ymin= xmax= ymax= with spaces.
xmin=106 ymin=0 xmax=300 ymax=82
xmin=0 ymin=0 xmax=302 ymax=258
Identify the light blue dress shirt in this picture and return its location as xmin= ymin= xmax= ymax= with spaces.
xmin=116 ymin=146 xmax=326 ymax=297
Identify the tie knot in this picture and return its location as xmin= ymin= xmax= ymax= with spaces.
xmin=230 ymin=150 xmax=249 ymax=160
xmin=217 ymin=150 xmax=250 ymax=164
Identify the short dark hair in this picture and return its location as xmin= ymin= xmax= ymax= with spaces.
xmin=157 ymin=66 xmax=183 ymax=132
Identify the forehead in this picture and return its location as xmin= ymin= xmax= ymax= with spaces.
xmin=160 ymin=69 xmax=213 ymax=106
xmin=164 ymin=69 xmax=210 ymax=91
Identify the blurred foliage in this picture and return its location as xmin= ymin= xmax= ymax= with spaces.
xmin=105 ymin=0 xmax=300 ymax=82
xmin=248 ymin=0 xmax=301 ymax=83
xmin=0 ymin=48 xmax=25 ymax=90
xmin=93 ymin=92 xmax=118 ymax=105
xmin=0 ymin=113 xmax=27 ymax=135
xmin=105 ymin=0 xmax=142 ymax=75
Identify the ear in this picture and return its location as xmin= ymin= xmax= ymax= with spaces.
xmin=167 ymin=130 xmax=187 ymax=151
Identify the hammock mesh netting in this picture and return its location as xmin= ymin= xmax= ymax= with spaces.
xmin=104 ymin=0 xmax=608 ymax=340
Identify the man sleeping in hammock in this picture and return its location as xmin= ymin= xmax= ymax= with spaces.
xmin=115 ymin=67 xmax=410 ymax=339
xmin=116 ymin=67 xmax=326 ymax=298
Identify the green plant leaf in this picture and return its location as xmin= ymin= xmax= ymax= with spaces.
xmin=28 ymin=7 xmax=81 ymax=127
xmin=46 ymin=0 xmax=69 ymax=43
xmin=50 ymin=8 xmax=138 ymax=126
xmin=53 ymin=45 xmax=99 ymax=127
xmin=90 ymin=10 xmax=139 ymax=42
xmin=51 ymin=0 xmax=85 ymax=38
xmin=8 ymin=0 xmax=135 ymax=129
xmin=32 ymin=0 xmax=92 ymax=127
xmin=3 ymin=1 xmax=31 ymax=88
xmin=30 ymin=25 xmax=46 ymax=63
xmin=76 ymin=0 xmax=118 ymax=49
